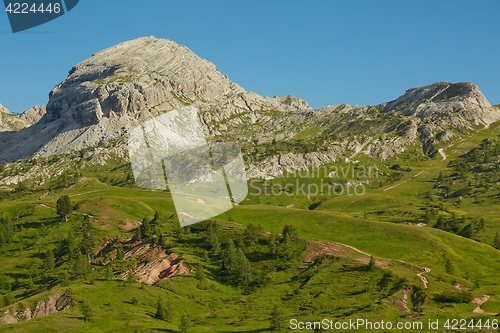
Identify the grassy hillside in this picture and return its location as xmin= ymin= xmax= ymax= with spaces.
xmin=1 ymin=122 xmax=500 ymax=332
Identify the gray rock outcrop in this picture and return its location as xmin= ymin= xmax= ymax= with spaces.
xmin=19 ymin=105 xmax=46 ymax=125
xmin=0 ymin=103 xmax=30 ymax=133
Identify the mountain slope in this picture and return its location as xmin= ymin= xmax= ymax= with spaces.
xmin=1 ymin=37 xmax=499 ymax=180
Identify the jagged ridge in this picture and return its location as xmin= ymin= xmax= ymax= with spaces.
xmin=1 ymin=37 xmax=499 ymax=181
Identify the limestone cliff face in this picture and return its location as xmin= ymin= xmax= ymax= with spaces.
xmin=19 ymin=105 xmax=46 ymax=126
xmin=383 ymin=81 xmax=499 ymax=152
xmin=1 ymin=37 xmax=499 ymax=180
xmin=45 ymin=36 xmax=310 ymax=135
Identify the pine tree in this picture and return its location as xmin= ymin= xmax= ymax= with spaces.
xmin=3 ymin=294 xmax=13 ymax=307
xmin=74 ymin=253 xmax=91 ymax=277
xmin=449 ymin=213 xmax=460 ymax=233
xmin=141 ymin=217 xmax=151 ymax=238
xmin=484 ymin=151 xmax=491 ymax=163
xmin=424 ymin=209 xmax=434 ymax=224
xmin=79 ymin=301 xmax=93 ymax=322
xmin=207 ymin=222 xmax=221 ymax=255
xmin=279 ymin=236 xmax=293 ymax=261
xmin=179 ymin=312 xmax=190 ymax=333
xmin=66 ymin=230 xmax=77 ymax=259
xmin=478 ymin=218 xmax=486 ymax=232
xmin=235 ymin=248 xmax=253 ymax=285
xmin=243 ymin=223 xmax=259 ymax=246
xmin=282 ymin=224 xmax=298 ymax=242
xmin=155 ymin=297 xmax=167 ymax=320
xmin=211 ymin=234 xmax=221 ymax=256
xmin=153 ymin=212 xmax=160 ymax=222
xmin=174 ymin=223 xmax=184 ymax=239
xmin=268 ymin=233 xmax=277 ymax=256
xmin=470 ymin=150 xmax=479 ymax=162
xmin=434 ymin=215 xmax=446 ymax=230
xmin=44 ymin=249 xmax=55 ymax=271
xmin=195 ymin=264 xmax=205 ymax=281
xmin=0 ymin=226 xmax=7 ymax=248
xmin=459 ymin=223 xmax=474 ymax=239
xmin=270 ymin=305 xmax=283 ymax=332
xmin=135 ymin=226 xmax=142 ymax=241
xmin=56 ymin=195 xmax=72 ymax=221
xmin=0 ymin=274 xmax=11 ymax=291
xmin=223 ymin=239 xmax=237 ymax=273
xmin=116 ymin=246 xmax=125 ymax=261
xmin=80 ymin=216 xmax=95 ymax=260
xmin=438 ymin=171 xmax=444 ymax=182
xmin=368 ymin=256 xmax=376 ymax=271
xmin=494 ymin=232 xmax=500 ymax=250
xmin=127 ymin=272 xmax=136 ymax=284
xmin=105 ymin=265 xmax=113 ymax=280
xmin=164 ymin=298 xmax=173 ymax=322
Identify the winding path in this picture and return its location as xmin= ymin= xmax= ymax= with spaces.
xmin=438 ymin=148 xmax=447 ymax=160
xmin=315 ymin=241 xmax=432 ymax=289
xmin=417 ymin=267 xmax=431 ymax=288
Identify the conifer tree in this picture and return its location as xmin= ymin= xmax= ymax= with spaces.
xmin=56 ymin=195 xmax=71 ymax=221
xmin=494 ymin=232 xmax=500 ymax=250
xmin=44 ymin=249 xmax=55 ymax=271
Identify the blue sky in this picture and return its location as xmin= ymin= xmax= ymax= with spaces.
xmin=0 ymin=0 xmax=499 ymax=113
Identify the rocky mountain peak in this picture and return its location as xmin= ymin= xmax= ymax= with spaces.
xmin=0 ymin=37 xmax=312 ymax=162
xmin=385 ymin=81 xmax=493 ymax=118
xmin=46 ymin=36 xmax=242 ymax=124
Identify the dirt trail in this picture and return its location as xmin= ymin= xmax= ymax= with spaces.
xmin=382 ymin=171 xmax=424 ymax=192
xmin=412 ymin=171 xmax=425 ymax=178
xmin=437 ymin=137 xmax=466 ymax=161
xmin=438 ymin=148 xmax=447 ymax=160
xmin=39 ymin=203 xmax=93 ymax=218
xmin=39 ymin=203 xmax=55 ymax=210
xmin=307 ymin=240 xmax=430 ymax=288
xmin=37 ymin=191 xmax=49 ymax=201
xmin=416 ymin=267 xmax=431 ymax=288
xmin=69 ymin=189 xmax=105 ymax=197
xmin=383 ymin=181 xmax=406 ymax=191
xmin=337 ymin=242 xmax=371 ymax=257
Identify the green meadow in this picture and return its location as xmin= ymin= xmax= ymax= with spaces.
xmin=1 ymin=122 xmax=500 ymax=332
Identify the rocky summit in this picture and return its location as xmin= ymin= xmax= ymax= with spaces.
xmin=0 ymin=36 xmax=310 ymax=162
xmin=0 ymin=36 xmax=499 ymax=179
